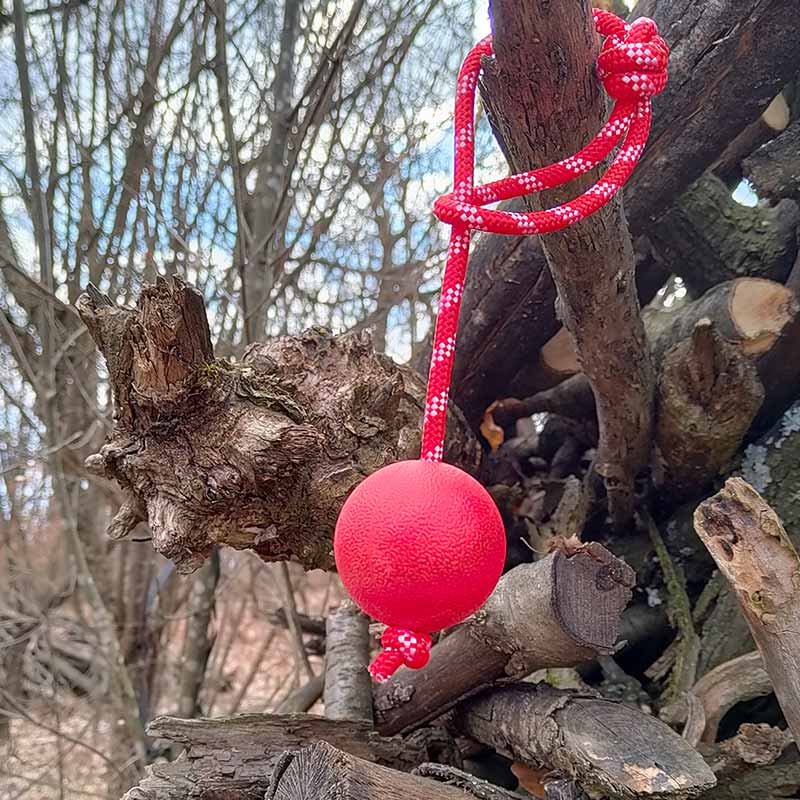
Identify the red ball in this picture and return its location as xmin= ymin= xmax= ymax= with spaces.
xmin=334 ymin=460 xmax=506 ymax=633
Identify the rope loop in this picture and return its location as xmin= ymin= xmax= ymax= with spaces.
xmin=420 ymin=9 xmax=669 ymax=463
xmin=368 ymin=626 xmax=432 ymax=682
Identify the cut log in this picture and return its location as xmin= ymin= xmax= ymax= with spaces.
xmin=324 ymin=601 xmax=372 ymax=722
xmin=694 ymin=478 xmax=800 ymax=743
xmin=374 ymin=543 xmax=634 ymax=736
xmin=646 ymin=278 xmax=799 ymax=364
xmin=266 ymin=741 xmax=469 ymax=800
xmin=654 ymin=321 xmax=764 ymax=501
xmin=540 ymin=328 xmax=581 ymax=381
xmin=124 ymin=713 xmax=447 ymax=800
xmin=481 ymin=0 xmax=654 ymax=525
xmin=77 ymin=278 xmax=478 ymax=573
xmin=743 ymin=120 xmax=800 ymax=201
xmin=647 ymin=173 xmax=799 ymax=297
xmin=454 ymin=683 xmax=717 ymax=799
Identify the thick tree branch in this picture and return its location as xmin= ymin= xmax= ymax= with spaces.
xmin=743 ymin=120 xmax=800 ymax=202
xmin=647 ymin=174 xmax=799 ymax=297
xmin=481 ymin=0 xmax=653 ymax=524
xmin=374 ymin=543 xmax=634 ymax=736
xmin=455 ymin=683 xmax=716 ymax=799
xmin=324 ymin=601 xmax=372 ymax=722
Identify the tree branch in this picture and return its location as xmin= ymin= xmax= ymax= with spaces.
xmin=374 ymin=543 xmax=634 ymax=736
xmin=480 ymin=0 xmax=653 ymax=524
xmin=454 ymin=683 xmax=716 ymax=799
xmin=694 ymin=478 xmax=800 ymax=744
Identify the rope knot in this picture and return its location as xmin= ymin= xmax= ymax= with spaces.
xmin=595 ymin=13 xmax=668 ymax=102
xmin=368 ymin=626 xmax=432 ymax=682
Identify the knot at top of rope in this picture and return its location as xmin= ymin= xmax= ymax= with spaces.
xmin=368 ymin=627 xmax=432 ymax=682
xmin=594 ymin=11 xmax=669 ymax=102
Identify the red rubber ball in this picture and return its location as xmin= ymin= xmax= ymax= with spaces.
xmin=334 ymin=459 xmax=506 ymax=633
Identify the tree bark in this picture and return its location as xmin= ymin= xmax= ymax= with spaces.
xmin=455 ymin=683 xmax=716 ymax=799
xmin=743 ymin=120 xmax=800 ymax=202
xmin=647 ymin=174 xmax=799 ymax=297
xmin=694 ymin=478 xmax=800 ymax=744
xmin=77 ymin=278 xmax=478 ymax=573
xmin=374 ymin=543 xmax=634 ymax=736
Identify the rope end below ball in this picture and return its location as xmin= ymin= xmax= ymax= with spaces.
xmin=368 ymin=626 xmax=432 ymax=682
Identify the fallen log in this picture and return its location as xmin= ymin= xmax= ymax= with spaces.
xmin=694 ymin=478 xmax=800 ymax=743
xmin=124 ymin=713 xmax=448 ymax=800
xmin=374 ymin=543 xmax=634 ymax=736
xmin=454 ymin=683 xmax=717 ymax=799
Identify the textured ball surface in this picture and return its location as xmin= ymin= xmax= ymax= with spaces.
xmin=334 ymin=460 xmax=506 ymax=632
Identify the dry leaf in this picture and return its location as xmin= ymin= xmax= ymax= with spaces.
xmin=480 ymin=401 xmax=505 ymax=452
xmin=511 ymin=762 xmax=547 ymax=797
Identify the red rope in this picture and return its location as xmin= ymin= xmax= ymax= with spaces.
xmin=419 ymin=9 xmax=669 ymax=463
xmin=369 ymin=9 xmax=668 ymax=683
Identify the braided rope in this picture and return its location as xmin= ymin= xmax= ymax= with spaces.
xmin=419 ymin=9 xmax=668 ymax=462
xmin=369 ymin=627 xmax=432 ymax=682
xmin=370 ymin=9 xmax=668 ymax=683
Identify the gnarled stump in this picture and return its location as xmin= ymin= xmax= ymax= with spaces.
xmin=77 ymin=278 xmax=478 ymax=572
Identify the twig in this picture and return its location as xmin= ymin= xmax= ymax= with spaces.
xmin=275 ymin=563 xmax=314 ymax=680
xmin=643 ymin=514 xmax=701 ymax=710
